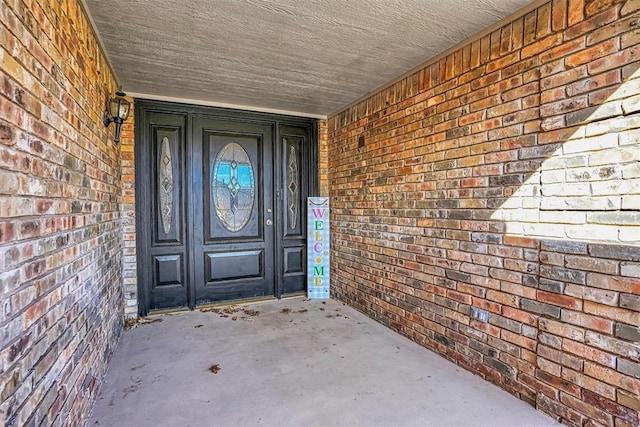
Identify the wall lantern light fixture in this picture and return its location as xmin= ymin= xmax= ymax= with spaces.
xmin=103 ymin=90 xmax=131 ymax=143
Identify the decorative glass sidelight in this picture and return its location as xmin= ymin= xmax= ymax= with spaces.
xmin=212 ymin=142 xmax=255 ymax=232
xmin=159 ymin=137 xmax=174 ymax=234
xmin=287 ymin=144 xmax=299 ymax=229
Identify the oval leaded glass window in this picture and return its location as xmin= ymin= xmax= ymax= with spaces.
xmin=212 ymin=142 xmax=255 ymax=232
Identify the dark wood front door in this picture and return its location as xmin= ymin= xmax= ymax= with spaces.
xmin=135 ymin=101 xmax=317 ymax=314
xmin=191 ymin=118 xmax=274 ymax=304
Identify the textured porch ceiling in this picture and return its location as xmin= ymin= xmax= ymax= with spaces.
xmin=83 ymin=0 xmax=537 ymax=118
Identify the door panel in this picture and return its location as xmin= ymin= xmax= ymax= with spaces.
xmin=205 ymin=250 xmax=263 ymax=281
xmin=192 ymin=119 xmax=274 ymax=304
xmin=278 ymin=125 xmax=311 ymax=295
xmin=145 ymin=114 xmax=189 ymax=310
xmin=154 ymin=254 xmax=183 ymax=286
xmin=283 ymin=247 xmax=304 ymax=274
xmin=205 ymin=134 xmax=262 ymax=241
xmin=155 ymin=128 xmax=183 ymax=244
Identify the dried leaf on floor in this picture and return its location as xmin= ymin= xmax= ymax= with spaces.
xmin=243 ymin=308 xmax=260 ymax=316
xmin=210 ymin=364 xmax=221 ymax=374
xmin=297 ymin=309 xmax=308 ymax=313
xmin=124 ymin=317 xmax=163 ymax=330
xmin=222 ymin=305 xmax=239 ymax=314
xmin=281 ymin=308 xmax=291 ymax=314
xmin=232 ymin=316 xmax=238 ymax=321
xmin=200 ymin=305 xmax=239 ymax=317
xmin=194 ymin=324 xmax=204 ymax=328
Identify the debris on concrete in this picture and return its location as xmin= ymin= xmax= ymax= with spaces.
xmin=210 ymin=364 xmax=221 ymax=374
xmin=222 ymin=306 xmax=239 ymax=314
xmin=194 ymin=324 xmax=204 ymax=328
xmin=281 ymin=308 xmax=291 ymax=314
xmin=242 ymin=308 xmax=260 ymax=316
xmin=297 ymin=308 xmax=308 ymax=313
xmin=200 ymin=305 xmax=249 ymax=318
xmin=124 ymin=317 xmax=163 ymax=330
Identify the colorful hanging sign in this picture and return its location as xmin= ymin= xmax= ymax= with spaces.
xmin=307 ymin=197 xmax=330 ymax=299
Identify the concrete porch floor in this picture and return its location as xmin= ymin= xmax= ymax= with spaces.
xmin=87 ymin=297 xmax=559 ymax=427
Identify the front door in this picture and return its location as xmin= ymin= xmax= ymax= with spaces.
xmin=191 ymin=118 xmax=274 ymax=304
xmin=135 ymin=101 xmax=316 ymax=314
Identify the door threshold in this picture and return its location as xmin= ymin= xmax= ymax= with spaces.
xmin=149 ymin=294 xmax=312 ymax=316
xmin=147 ymin=306 xmax=191 ymax=317
xmin=197 ymin=295 xmax=278 ymax=311
xmin=281 ymin=292 xmax=307 ymax=299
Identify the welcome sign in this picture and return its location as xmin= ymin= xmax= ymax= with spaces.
xmin=307 ymin=197 xmax=330 ymax=299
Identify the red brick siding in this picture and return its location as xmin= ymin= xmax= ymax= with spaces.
xmin=0 ymin=0 xmax=123 ymax=425
xmin=119 ymin=103 xmax=137 ymax=318
xmin=328 ymin=1 xmax=640 ymax=425
xmin=318 ymin=119 xmax=330 ymax=196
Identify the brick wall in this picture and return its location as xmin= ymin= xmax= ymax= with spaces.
xmin=0 ymin=0 xmax=124 ymax=425
xmin=328 ymin=0 xmax=640 ymax=425
xmin=119 ymin=103 xmax=137 ymax=318
xmin=318 ymin=119 xmax=330 ymax=196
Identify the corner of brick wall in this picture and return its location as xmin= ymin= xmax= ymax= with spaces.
xmin=328 ymin=0 xmax=640 ymax=425
xmin=318 ymin=119 xmax=330 ymax=197
xmin=0 ymin=0 xmax=124 ymax=425
xmin=119 ymin=103 xmax=138 ymax=319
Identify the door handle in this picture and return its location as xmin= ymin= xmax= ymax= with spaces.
xmin=266 ymin=219 xmax=273 ymax=226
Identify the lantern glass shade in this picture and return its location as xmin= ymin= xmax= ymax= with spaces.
xmin=108 ymin=93 xmax=131 ymax=121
